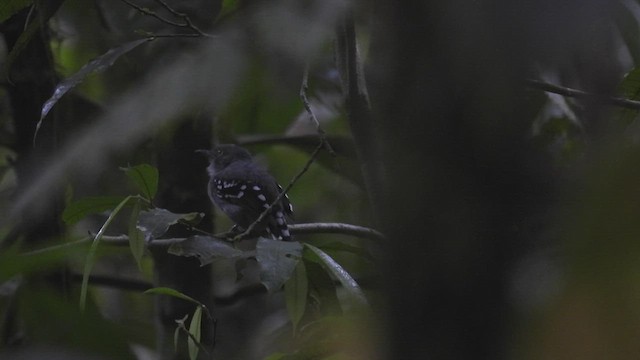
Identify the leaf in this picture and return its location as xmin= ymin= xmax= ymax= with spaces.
xmin=0 ymin=0 xmax=33 ymax=23
xmin=121 ymin=163 xmax=159 ymax=201
xmin=168 ymin=235 xmax=244 ymax=266
xmin=80 ymin=195 xmax=134 ymax=311
xmin=62 ymin=196 xmax=128 ymax=225
xmin=137 ymin=208 xmax=203 ymax=239
xmin=303 ymin=243 xmax=368 ymax=309
xmin=35 ymin=38 xmax=150 ymax=143
xmin=256 ymin=238 xmax=303 ymax=292
xmin=144 ymin=287 xmax=203 ymax=307
xmin=285 ymin=259 xmax=308 ymax=333
xmin=128 ymin=199 xmax=145 ymax=271
xmin=188 ymin=306 xmax=203 ymax=360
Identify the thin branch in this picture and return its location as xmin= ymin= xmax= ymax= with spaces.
xmin=525 ymin=79 xmax=640 ymax=110
xmin=300 ymin=64 xmax=336 ymax=155
xmin=290 ymin=222 xmax=385 ymax=242
xmin=119 ymin=0 xmax=211 ymax=37
xmin=233 ymin=142 xmax=325 ymax=241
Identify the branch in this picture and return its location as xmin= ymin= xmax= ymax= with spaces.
xmin=525 ymin=79 xmax=640 ymax=110
xmin=119 ymin=0 xmax=211 ymax=37
xmin=289 ymin=222 xmax=385 ymax=242
xmin=300 ymin=64 xmax=336 ymax=155
xmin=233 ymin=142 xmax=324 ymax=241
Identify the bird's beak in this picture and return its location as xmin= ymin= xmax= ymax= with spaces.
xmin=195 ymin=149 xmax=211 ymax=156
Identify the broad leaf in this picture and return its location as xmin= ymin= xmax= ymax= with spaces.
xmin=188 ymin=306 xmax=203 ymax=360
xmin=122 ymin=163 xmax=159 ymax=201
xmin=62 ymin=196 xmax=128 ymax=225
xmin=256 ymin=238 xmax=303 ymax=292
xmin=168 ymin=235 xmax=243 ymax=266
xmin=285 ymin=259 xmax=308 ymax=333
xmin=303 ymin=243 xmax=367 ymax=309
xmin=128 ymin=199 xmax=145 ymax=271
xmin=137 ymin=208 xmax=203 ymax=239
xmin=0 ymin=0 xmax=33 ymax=23
xmin=35 ymin=38 xmax=150 ymax=143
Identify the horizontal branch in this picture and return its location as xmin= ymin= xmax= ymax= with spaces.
xmin=525 ymin=79 xmax=640 ymax=110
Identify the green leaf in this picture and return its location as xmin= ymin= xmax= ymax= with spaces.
xmin=121 ymin=163 xmax=159 ymax=201
xmin=303 ymin=243 xmax=367 ymax=309
xmin=168 ymin=235 xmax=244 ymax=266
xmin=144 ymin=287 xmax=203 ymax=307
xmin=0 ymin=0 xmax=33 ymax=23
xmin=256 ymin=238 xmax=303 ymax=292
xmin=35 ymin=39 xmax=151 ymax=144
xmin=285 ymin=259 xmax=308 ymax=333
xmin=62 ymin=196 xmax=127 ymax=225
xmin=80 ymin=195 xmax=134 ymax=311
xmin=128 ymin=199 xmax=145 ymax=271
xmin=188 ymin=306 xmax=203 ymax=360
xmin=137 ymin=208 xmax=203 ymax=239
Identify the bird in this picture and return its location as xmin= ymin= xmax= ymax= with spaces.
xmin=197 ymin=144 xmax=293 ymax=241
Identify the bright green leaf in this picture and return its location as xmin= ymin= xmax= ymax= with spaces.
xmin=188 ymin=306 xmax=203 ymax=360
xmin=168 ymin=235 xmax=244 ymax=266
xmin=128 ymin=199 xmax=145 ymax=271
xmin=303 ymin=244 xmax=368 ymax=309
xmin=285 ymin=259 xmax=308 ymax=333
xmin=62 ymin=196 xmax=127 ymax=225
xmin=0 ymin=0 xmax=33 ymax=23
xmin=137 ymin=208 xmax=203 ymax=239
xmin=256 ymin=238 xmax=303 ymax=292
xmin=121 ymin=163 xmax=159 ymax=201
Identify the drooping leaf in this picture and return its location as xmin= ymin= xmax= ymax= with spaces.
xmin=137 ymin=208 xmax=203 ymax=239
xmin=303 ymin=243 xmax=367 ymax=309
xmin=121 ymin=163 xmax=159 ymax=201
xmin=168 ymin=235 xmax=244 ymax=266
xmin=256 ymin=238 xmax=303 ymax=292
xmin=80 ymin=195 xmax=134 ymax=311
xmin=35 ymin=38 xmax=151 ymax=143
xmin=285 ymin=259 xmax=308 ymax=333
xmin=0 ymin=0 xmax=33 ymax=23
xmin=62 ymin=196 xmax=128 ymax=225
xmin=188 ymin=306 xmax=203 ymax=360
xmin=128 ymin=199 xmax=145 ymax=271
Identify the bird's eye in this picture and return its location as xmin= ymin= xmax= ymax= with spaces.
xmin=215 ymin=149 xmax=223 ymax=156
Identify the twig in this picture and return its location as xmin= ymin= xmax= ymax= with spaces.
xmin=300 ymin=64 xmax=336 ymax=155
xmin=289 ymin=222 xmax=385 ymax=242
xmin=233 ymin=142 xmax=324 ymax=241
xmin=119 ymin=0 xmax=211 ymax=37
xmin=525 ymin=79 xmax=640 ymax=110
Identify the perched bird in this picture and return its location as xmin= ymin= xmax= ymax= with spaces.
xmin=198 ymin=144 xmax=293 ymax=241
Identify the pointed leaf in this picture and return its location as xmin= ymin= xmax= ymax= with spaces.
xmin=285 ymin=259 xmax=308 ymax=333
xmin=35 ymin=38 xmax=150 ymax=143
xmin=121 ymin=163 xmax=159 ymax=201
xmin=256 ymin=238 xmax=303 ymax=292
xmin=168 ymin=235 xmax=244 ymax=265
xmin=128 ymin=199 xmax=145 ymax=271
xmin=137 ymin=208 xmax=203 ymax=239
xmin=0 ymin=0 xmax=33 ymax=23
xmin=62 ymin=196 xmax=128 ymax=225
xmin=144 ymin=287 xmax=203 ymax=307
xmin=188 ymin=306 xmax=203 ymax=360
xmin=303 ymin=243 xmax=367 ymax=308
